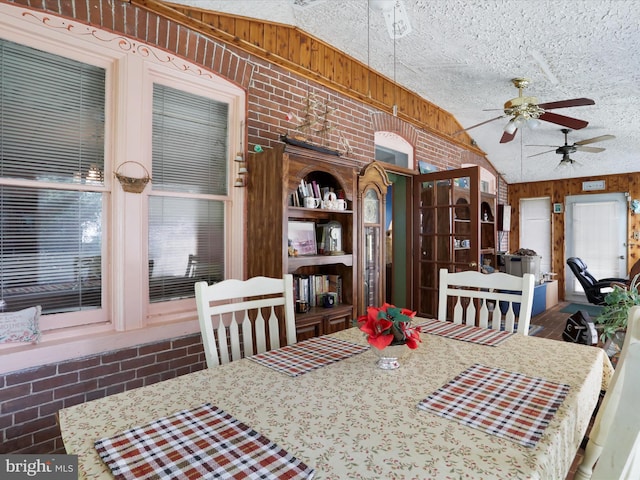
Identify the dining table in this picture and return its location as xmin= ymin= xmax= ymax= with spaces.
xmin=58 ymin=318 xmax=613 ymax=479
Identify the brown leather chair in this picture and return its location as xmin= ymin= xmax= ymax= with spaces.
xmin=628 ymin=258 xmax=640 ymax=284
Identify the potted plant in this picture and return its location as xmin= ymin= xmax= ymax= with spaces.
xmin=595 ymin=274 xmax=640 ymax=349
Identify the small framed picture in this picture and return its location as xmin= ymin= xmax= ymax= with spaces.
xmin=553 ymin=203 xmax=563 ymax=214
xmin=418 ymin=161 xmax=438 ymax=174
xmin=287 ymin=221 xmax=317 ymax=256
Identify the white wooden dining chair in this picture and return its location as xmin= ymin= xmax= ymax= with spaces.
xmin=438 ymin=268 xmax=536 ymax=335
xmin=575 ymin=305 xmax=640 ymax=480
xmin=195 ymin=275 xmax=297 ymax=368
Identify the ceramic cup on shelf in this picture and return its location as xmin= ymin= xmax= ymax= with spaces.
xmin=322 ymin=292 xmax=336 ymax=308
xmin=336 ymin=199 xmax=347 ymax=210
xmin=295 ymin=300 xmax=310 ymax=314
xmin=304 ymin=197 xmax=320 ymax=209
xmin=322 ymin=192 xmax=337 ymax=209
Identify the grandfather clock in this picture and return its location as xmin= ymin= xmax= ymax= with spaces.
xmin=358 ymin=162 xmax=391 ymax=315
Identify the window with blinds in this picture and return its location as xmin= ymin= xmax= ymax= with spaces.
xmin=0 ymin=39 xmax=106 ymax=314
xmin=148 ymin=84 xmax=228 ymax=303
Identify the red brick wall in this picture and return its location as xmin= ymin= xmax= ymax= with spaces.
xmin=0 ymin=334 xmax=205 ymax=453
xmin=0 ymin=0 xmax=499 ymax=455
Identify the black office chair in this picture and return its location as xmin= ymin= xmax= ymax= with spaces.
xmin=566 ymin=257 xmax=627 ymax=305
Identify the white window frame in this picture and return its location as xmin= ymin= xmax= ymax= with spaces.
xmin=375 ymin=131 xmax=413 ymax=169
xmin=0 ymin=3 xmax=245 ymax=373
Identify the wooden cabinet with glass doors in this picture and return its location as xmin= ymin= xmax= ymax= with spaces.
xmin=413 ymin=166 xmax=497 ymax=318
xmin=246 ymin=142 xmax=359 ymax=341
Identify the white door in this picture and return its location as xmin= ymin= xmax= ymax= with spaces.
xmin=565 ymin=193 xmax=627 ymax=301
xmin=520 ymin=197 xmax=551 ymax=275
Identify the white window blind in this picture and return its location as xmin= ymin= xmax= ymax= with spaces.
xmin=0 ymin=39 xmax=105 ymax=314
xmin=148 ymin=84 xmax=227 ymax=303
xmin=152 ymin=85 xmax=227 ymax=195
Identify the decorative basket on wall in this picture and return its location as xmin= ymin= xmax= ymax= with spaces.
xmin=115 ymin=161 xmax=151 ymax=193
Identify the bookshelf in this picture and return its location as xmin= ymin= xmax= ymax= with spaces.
xmin=247 ymin=142 xmax=360 ymax=341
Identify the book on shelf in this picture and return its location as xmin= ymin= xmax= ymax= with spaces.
xmin=293 ymin=274 xmax=341 ymax=306
xmin=297 ymin=275 xmax=310 ymax=303
xmin=291 ymin=178 xmax=340 ymax=206
xmin=327 ymin=274 xmax=342 ymax=304
xmin=311 ymin=180 xmax=321 ymax=199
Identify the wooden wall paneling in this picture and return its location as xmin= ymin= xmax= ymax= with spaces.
xmin=333 ymin=51 xmax=345 ymax=86
xmin=628 ymin=174 xmax=640 ymax=274
xmin=289 ymin=30 xmax=302 ymax=66
xmin=249 ymin=21 xmax=265 ymax=49
xmin=198 ymin=11 xmax=217 ymax=27
xmin=234 ymin=18 xmax=251 ymax=40
xmin=551 ymin=183 xmax=564 ymax=292
xmin=310 ymin=39 xmax=324 ymax=73
xmin=371 ymin=71 xmax=384 ymax=101
xmin=382 ymin=78 xmax=394 ymax=108
xmin=351 ymin=62 xmax=367 ymax=97
xmin=276 ymin=25 xmax=289 ymax=59
xmin=398 ymin=88 xmax=409 ymax=117
xmin=299 ymin=35 xmax=311 ymax=70
xmin=336 ymin=52 xmax=350 ymax=89
xmin=508 ymin=173 xmax=640 ymax=301
xmin=264 ymin=23 xmax=278 ymax=53
xmin=324 ymin=47 xmax=335 ymax=81
xmin=216 ymin=13 xmax=235 ymax=35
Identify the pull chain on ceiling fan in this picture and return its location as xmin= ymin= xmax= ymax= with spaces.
xmin=455 ymin=78 xmax=595 ymax=143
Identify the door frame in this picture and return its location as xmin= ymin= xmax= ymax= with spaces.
xmin=564 ymin=192 xmax=628 ymax=302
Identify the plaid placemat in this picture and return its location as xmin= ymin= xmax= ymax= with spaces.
xmin=416 ymin=318 xmax=513 ymax=346
xmin=418 ymin=363 xmax=570 ymax=448
xmin=249 ymin=335 xmax=369 ymax=376
xmin=95 ymin=403 xmax=315 ymax=479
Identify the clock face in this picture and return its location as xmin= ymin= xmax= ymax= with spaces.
xmin=363 ymin=192 xmax=379 ymax=224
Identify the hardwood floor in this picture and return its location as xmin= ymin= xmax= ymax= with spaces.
xmin=531 ymin=301 xmax=592 ymax=479
xmin=531 ymin=301 xmax=573 ymax=342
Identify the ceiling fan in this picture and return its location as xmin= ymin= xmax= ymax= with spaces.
xmin=527 ymin=128 xmax=615 ymax=168
xmin=457 ymin=78 xmax=595 ymax=144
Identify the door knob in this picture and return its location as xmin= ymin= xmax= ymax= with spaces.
xmin=469 ymin=262 xmax=478 ymax=268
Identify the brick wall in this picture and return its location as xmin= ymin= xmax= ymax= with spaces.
xmin=0 ymin=0 xmax=499 ymax=455
xmin=0 ymin=334 xmax=206 ymax=453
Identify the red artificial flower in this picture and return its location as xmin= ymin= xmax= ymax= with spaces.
xmin=357 ymin=307 xmax=394 ymax=350
xmin=403 ymin=325 xmax=422 ymax=349
xmin=358 ymin=303 xmax=421 ymax=350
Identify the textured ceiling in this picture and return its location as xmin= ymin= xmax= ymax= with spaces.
xmin=171 ymin=0 xmax=640 ymax=183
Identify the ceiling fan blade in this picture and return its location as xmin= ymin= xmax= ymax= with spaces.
xmin=538 ymin=98 xmax=595 ymax=109
xmin=527 ymin=149 xmax=556 ymax=158
xmin=453 ymin=115 xmax=505 ymax=135
xmin=539 ymin=111 xmax=589 ymax=129
xmin=575 ymin=145 xmax=606 ymax=153
xmin=500 ymin=129 xmax=517 ymax=143
xmin=575 ymin=134 xmax=616 ymax=146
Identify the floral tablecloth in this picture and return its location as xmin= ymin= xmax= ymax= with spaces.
xmin=58 ymin=322 xmax=613 ymax=480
